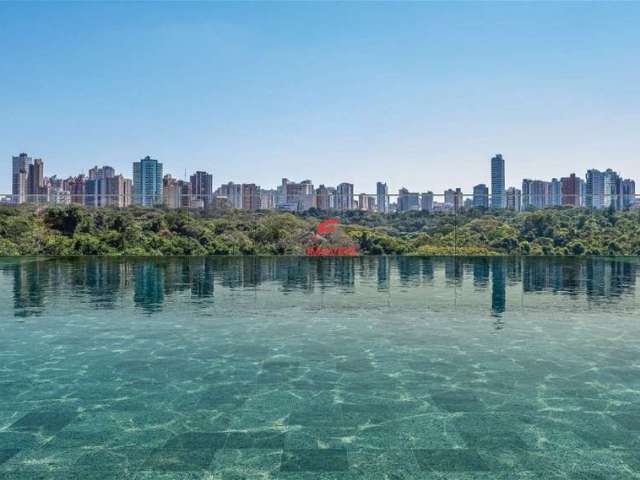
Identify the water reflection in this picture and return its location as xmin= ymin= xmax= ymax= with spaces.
xmin=2 ymin=257 xmax=637 ymax=319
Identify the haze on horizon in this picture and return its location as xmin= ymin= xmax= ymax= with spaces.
xmin=1 ymin=1 xmax=639 ymax=195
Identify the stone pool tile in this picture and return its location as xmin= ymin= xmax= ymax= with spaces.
xmin=287 ymin=405 xmax=344 ymax=428
xmin=340 ymin=401 xmax=430 ymax=428
xmin=340 ymin=403 xmax=394 ymax=427
xmin=73 ymin=446 xmax=150 ymax=471
xmin=0 ymin=468 xmax=130 ymax=480
xmin=141 ymin=447 xmax=217 ymax=472
xmin=413 ymin=448 xmax=491 ymax=472
xmin=610 ymin=413 xmax=640 ymax=432
xmin=197 ymin=383 xmax=256 ymax=410
xmin=336 ymin=358 xmax=375 ymax=373
xmin=452 ymin=412 xmax=532 ymax=434
xmin=538 ymin=412 xmax=637 ymax=449
xmin=1 ymin=446 xmax=88 ymax=472
xmin=429 ymin=391 xmax=486 ymax=413
xmin=347 ymin=448 xmax=421 ymax=476
xmin=257 ymin=361 xmax=301 ymax=385
xmin=280 ymin=449 xmax=349 ymax=472
xmin=10 ymin=409 xmax=78 ymax=435
xmin=211 ymin=448 xmax=282 ymax=476
xmin=460 ymin=431 xmax=528 ymax=450
xmin=224 ymin=430 xmax=285 ymax=449
xmin=391 ymin=415 xmax=466 ymax=450
xmin=104 ymin=426 xmax=176 ymax=449
xmin=563 ymin=449 xmax=636 ymax=478
xmin=0 ymin=449 xmax=21 ymax=466
xmin=476 ymin=448 xmax=562 ymax=474
xmin=130 ymin=473 xmax=216 ymax=480
xmin=284 ymin=427 xmax=356 ymax=450
xmin=517 ymin=417 xmax=594 ymax=451
xmin=43 ymin=430 xmax=115 ymax=448
xmin=164 ymin=432 xmax=229 ymax=450
xmin=0 ymin=431 xmax=46 ymax=450
xmin=180 ymin=410 xmax=234 ymax=433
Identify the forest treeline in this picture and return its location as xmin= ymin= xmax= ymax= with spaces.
xmin=1 ymin=204 xmax=639 ymax=256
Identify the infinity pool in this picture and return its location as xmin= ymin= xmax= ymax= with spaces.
xmin=1 ymin=257 xmax=639 ymax=479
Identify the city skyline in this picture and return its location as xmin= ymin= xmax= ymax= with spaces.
xmin=2 ymin=3 xmax=640 ymax=195
xmin=6 ymin=151 xmax=637 ymax=213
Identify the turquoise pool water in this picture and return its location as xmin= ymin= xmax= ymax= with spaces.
xmin=1 ymin=257 xmax=639 ymax=479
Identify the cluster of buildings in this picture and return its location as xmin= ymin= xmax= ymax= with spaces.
xmin=6 ymin=152 xmax=637 ymax=212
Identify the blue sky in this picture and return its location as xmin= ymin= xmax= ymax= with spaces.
xmin=1 ymin=1 xmax=639 ymax=194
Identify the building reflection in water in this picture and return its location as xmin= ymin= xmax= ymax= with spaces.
xmin=1 ymin=257 xmax=637 ymax=318
xmin=491 ymin=258 xmax=506 ymax=318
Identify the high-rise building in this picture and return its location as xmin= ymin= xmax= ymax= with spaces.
xmin=506 ymin=187 xmax=521 ymax=211
xmin=421 ymin=192 xmax=434 ymax=212
xmin=376 ymin=182 xmax=389 ymax=214
xmin=444 ymin=188 xmax=463 ymax=211
xmin=12 ymin=153 xmax=32 ymax=204
xmin=242 ymin=184 xmax=260 ymax=210
xmin=490 ymin=154 xmax=506 ymax=208
xmin=522 ymin=179 xmax=548 ymax=209
xmin=163 ymin=175 xmax=191 ymax=209
xmin=550 ymin=178 xmax=562 ymax=206
xmin=473 ymin=184 xmax=489 ymax=209
xmin=622 ymin=179 xmax=636 ymax=210
xmin=277 ymin=178 xmax=315 ymax=212
xmin=64 ymin=175 xmax=86 ymax=205
xmin=133 ymin=156 xmax=163 ymax=206
xmin=561 ymin=173 xmax=582 ymax=206
xmin=397 ymin=188 xmax=420 ymax=212
xmin=315 ymin=185 xmax=331 ymax=211
xmin=106 ymin=175 xmax=132 ymax=208
xmin=85 ymin=165 xmax=117 ymax=207
xmin=216 ymin=182 xmax=243 ymax=209
xmin=453 ymin=188 xmax=463 ymax=211
xmin=603 ymin=169 xmax=621 ymax=210
xmin=586 ymin=169 xmax=605 ymax=209
xmin=28 ymin=158 xmax=46 ymax=203
xmin=335 ymin=182 xmax=354 ymax=211
xmin=259 ymin=189 xmax=278 ymax=210
xmin=190 ymin=171 xmax=213 ymax=205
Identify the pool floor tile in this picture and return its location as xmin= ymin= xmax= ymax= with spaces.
xmin=10 ymin=409 xmax=77 ymax=435
xmin=0 ymin=449 xmax=20 ymax=465
xmin=141 ymin=447 xmax=217 ymax=472
xmin=430 ymin=392 xmax=485 ymax=412
xmin=163 ymin=432 xmax=228 ymax=450
xmin=225 ymin=430 xmax=285 ymax=449
xmin=413 ymin=448 xmax=491 ymax=472
xmin=280 ymin=449 xmax=349 ymax=472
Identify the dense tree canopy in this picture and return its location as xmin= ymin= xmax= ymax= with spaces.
xmin=1 ymin=204 xmax=639 ymax=256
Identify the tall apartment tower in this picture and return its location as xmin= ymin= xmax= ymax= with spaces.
xmin=506 ymin=187 xmax=522 ymax=211
xmin=133 ymin=156 xmax=163 ymax=207
xmin=315 ymin=185 xmax=331 ymax=211
xmin=586 ymin=169 xmax=605 ymax=209
xmin=622 ymin=179 xmax=636 ymax=209
xmin=376 ymin=182 xmax=389 ymax=214
xmin=28 ymin=158 xmax=45 ymax=203
xmin=473 ymin=184 xmax=489 ymax=209
xmin=550 ymin=178 xmax=562 ymax=206
xmin=490 ymin=154 xmax=506 ymax=209
xmin=421 ymin=191 xmax=434 ymax=212
xmin=335 ymin=182 xmax=354 ymax=211
xmin=12 ymin=153 xmax=32 ymax=204
xmin=242 ymin=184 xmax=260 ymax=210
xmin=561 ymin=173 xmax=582 ymax=206
xmin=190 ymin=171 xmax=213 ymax=205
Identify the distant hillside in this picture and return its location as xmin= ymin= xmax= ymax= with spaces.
xmin=1 ymin=205 xmax=639 ymax=256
